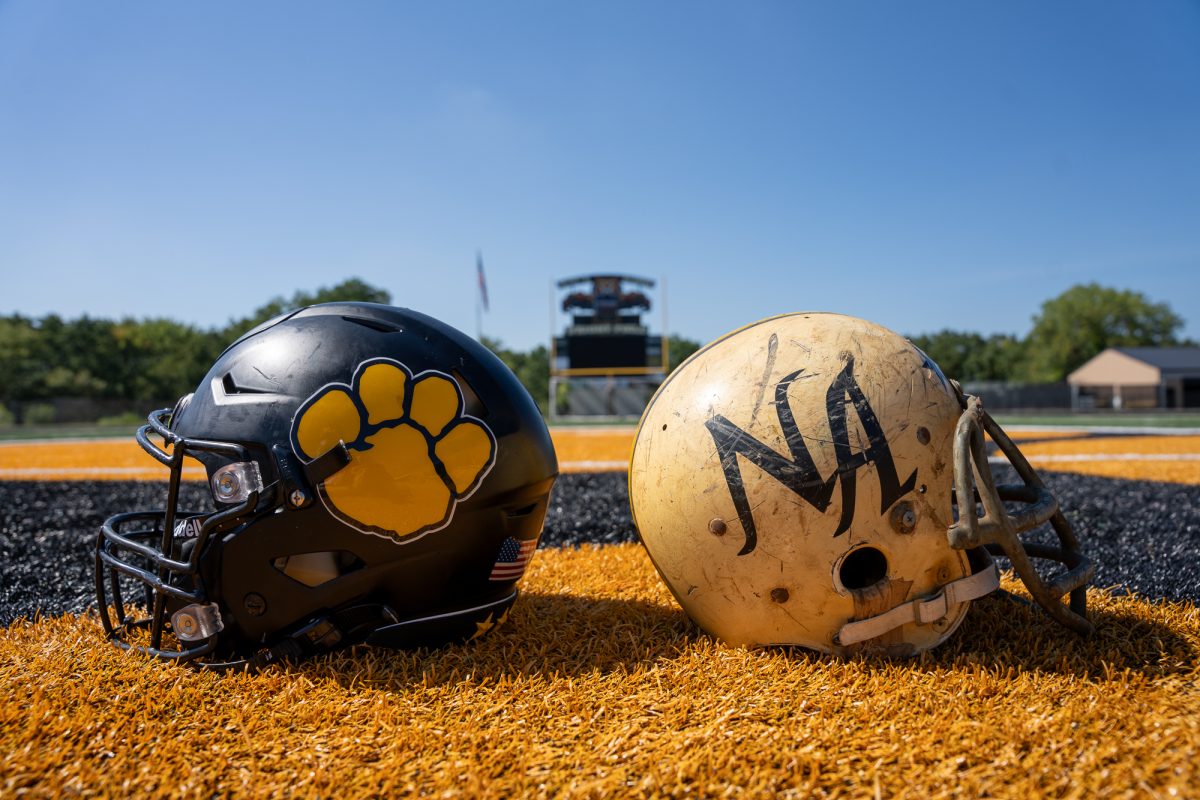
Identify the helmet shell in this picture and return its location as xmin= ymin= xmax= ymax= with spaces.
xmin=630 ymin=313 xmax=971 ymax=655
xmin=112 ymin=302 xmax=556 ymax=662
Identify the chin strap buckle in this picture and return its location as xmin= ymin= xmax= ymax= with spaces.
xmin=834 ymin=560 xmax=1000 ymax=647
xmin=209 ymin=604 xmax=398 ymax=673
xmin=266 ymin=604 xmax=396 ymax=663
xmin=303 ymin=442 xmax=352 ymax=486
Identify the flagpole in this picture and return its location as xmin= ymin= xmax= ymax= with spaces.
xmin=475 ymin=250 xmax=484 ymax=342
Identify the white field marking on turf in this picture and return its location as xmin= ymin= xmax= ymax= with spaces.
xmin=531 ymin=455 xmax=1200 ymax=471
xmin=560 ymin=455 xmax=1200 ymax=471
xmin=559 ymin=460 xmax=629 ymax=470
xmin=1003 ymin=425 xmax=1200 ymax=436
xmin=0 ymin=467 xmax=207 ymax=477
xmin=989 ymin=453 xmax=1200 ymax=465
xmin=0 ymin=436 xmax=132 ymax=447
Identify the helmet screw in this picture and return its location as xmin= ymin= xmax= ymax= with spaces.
xmin=289 ymin=490 xmax=309 ymax=508
xmin=174 ymin=612 xmax=198 ymax=637
xmin=890 ymin=501 xmax=917 ymax=535
xmin=708 ymin=518 xmax=727 ymax=536
xmin=244 ymin=593 xmax=267 ymax=617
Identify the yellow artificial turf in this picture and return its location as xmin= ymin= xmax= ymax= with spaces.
xmin=0 ymin=427 xmax=639 ymax=479
xmin=2 ymin=427 xmax=1198 ymax=796
xmin=0 ymin=438 xmax=194 ymax=481
xmin=6 ymin=429 xmax=1200 ymax=484
xmin=1009 ymin=435 xmax=1200 ymax=485
xmin=1017 ymin=435 xmax=1200 ymax=456
xmin=3 ymin=544 xmax=1198 ymax=798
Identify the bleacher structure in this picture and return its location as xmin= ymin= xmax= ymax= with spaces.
xmin=549 ymin=274 xmax=667 ymax=420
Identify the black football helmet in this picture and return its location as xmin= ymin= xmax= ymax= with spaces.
xmin=95 ymin=303 xmax=557 ymax=669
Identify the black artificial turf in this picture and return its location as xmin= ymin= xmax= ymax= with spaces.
xmin=1 ymin=470 xmax=1197 ymax=625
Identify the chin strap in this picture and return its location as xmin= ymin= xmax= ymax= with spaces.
xmin=197 ymin=592 xmax=519 ymax=672
xmin=834 ymin=556 xmax=1000 ymax=647
xmin=201 ymin=603 xmax=398 ymax=673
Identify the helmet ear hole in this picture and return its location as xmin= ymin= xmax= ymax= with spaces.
xmin=839 ymin=546 xmax=889 ymax=590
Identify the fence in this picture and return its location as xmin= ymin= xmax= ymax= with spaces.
xmin=2 ymin=397 xmax=171 ymax=425
xmin=959 ymin=382 xmax=1071 ymax=411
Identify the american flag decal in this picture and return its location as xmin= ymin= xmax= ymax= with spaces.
xmin=489 ymin=537 xmax=536 ymax=581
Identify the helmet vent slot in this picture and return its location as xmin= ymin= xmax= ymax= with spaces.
xmin=839 ymin=547 xmax=889 ymax=590
xmin=273 ymin=551 xmax=365 ymax=588
xmin=506 ymin=502 xmax=539 ymax=518
xmin=452 ymin=369 xmax=489 ymax=419
xmin=341 ymin=315 xmax=403 ymax=333
xmin=222 ymin=373 xmax=273 ymax=395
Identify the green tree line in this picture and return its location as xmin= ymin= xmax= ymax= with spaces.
xmin=909 ymin=283 xmax=1188 ymax=383
xmin=0 ymin=278 xmax=390 ymax=423
xmin=0 ymin=280 xmax=1187 ymax=424
xmin=0 ymin=274 xmax=701 ymax=423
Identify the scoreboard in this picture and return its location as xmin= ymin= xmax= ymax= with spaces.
xmin=552 ymin=274 xmax=665 ymax=375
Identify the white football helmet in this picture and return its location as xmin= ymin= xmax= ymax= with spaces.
xmin=629 ymin=313 xmax=1093 ymax=656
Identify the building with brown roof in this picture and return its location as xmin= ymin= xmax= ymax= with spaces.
xmin=1067 ymin=347 xmax=1200 ymax=409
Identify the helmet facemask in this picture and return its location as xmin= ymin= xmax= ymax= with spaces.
xmin=95 ymin=406 xmax=269 ymax=667
xmin=947 ymin=391 xmax=1095 ymax=636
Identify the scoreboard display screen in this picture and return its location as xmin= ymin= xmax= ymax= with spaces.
xmin=562 ymin=334 xmax=650 ymax=369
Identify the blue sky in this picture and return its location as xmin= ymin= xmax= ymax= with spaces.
xmin=2 ymin=1 xmax=1198 ymax=350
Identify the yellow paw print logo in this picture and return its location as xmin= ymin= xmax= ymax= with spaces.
xmin=290 ymin=358 xmax=496 ymax=543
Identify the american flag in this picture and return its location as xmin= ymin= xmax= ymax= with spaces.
xmin=489 ymin=537 xmax=536 ymax=581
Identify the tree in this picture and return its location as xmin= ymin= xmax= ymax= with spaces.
xmin=482 ymin=337 xmax=550 ymax=416
xmin=1022 ymin=283 xmax=1183 ymax=381
xmin=972 ymin=333 xmax=1027 ymax=381
xmin=223 ymin=277 xmax=392 ymax=342
xmin=120 ymin=318 xmax=225 ymax=402
xmin=0 ymin=315 xmax=49 ymax=422
xmin=37 ymin=315 xmax=118 ymax=397
xmin=907 ymin=330 xmax=984 ymax=382
xmin=667 ymin=335 xmax=701 ymax=374
xmin=0 ymin=279 xmax=395 ymax=424
xmin=906 ymin=330 xmax=1027 ymax=382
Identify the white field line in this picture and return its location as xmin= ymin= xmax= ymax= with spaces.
xmin=552 ymin=453 xmax=1200 ymax=471
xmin=559 ymin=460 xmax=628 ymax=470
xmin=549 ymin=426 xmax=637 ymax=435
xmin=1003 ymin=425 xmax=1200 ymax=436
xmin=0 ymin=467 xmax=207 ymax=478
xmin=0 ymin=436 xmax=131 ymax=447
xmin=989 ymin=453 xmax=1200 ymax=465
